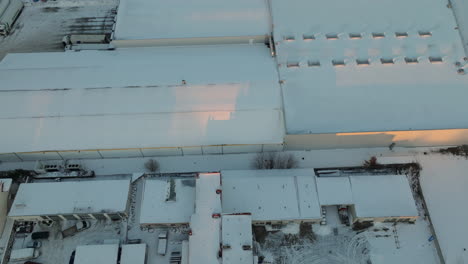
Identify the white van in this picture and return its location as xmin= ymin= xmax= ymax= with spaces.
xmin=9 ymin=248 xmax=40 ymax=261
xmin=0 ymin=0 xmax=24 ymax=36
xmin=157 ymin=231 xmax=168 ymax=256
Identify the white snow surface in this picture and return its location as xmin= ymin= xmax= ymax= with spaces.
xmin=416 ymin=154 xmax=468 ymax=263
xmin=350 ymin=175 xmax=418 ymax=218
xmin=114 ymin=0 xmax=270 ymax=40
xmin=221 ymin=214 xmax=253 ymax=264
xmin=270 ymin=0 xmax=468 ymax=134
xmin=139 ymin=178 xmax=195 ymax=225
xmin=9 ymin=179 xmax=130 ymax=217
xmin=188 ymin=173 xmax=222 ymax=264
xmin=0 ymin=45 xmax=284 ymax=153
xmin=74 ymin=244 xmax=119 ymax=264
xmin=221 ymin=169 xmax=321 ymax=221
xmin=316 ymin=176 xmax=353 ymax=205
xmin=280 ymin=63 xmax=468 ymax=134
xmin=120 ymin=244 xmax=146 ymax=264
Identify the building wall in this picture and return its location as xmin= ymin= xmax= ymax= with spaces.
xmin=285 ymin=129 xmax=468 ymax=150
xmin=0 ymin=144 xmax=284 ymax=162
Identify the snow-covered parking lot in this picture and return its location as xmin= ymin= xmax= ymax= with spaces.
xmin=0 ymin=0 xmax=117 ymax=61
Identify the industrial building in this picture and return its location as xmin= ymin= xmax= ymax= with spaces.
xmin=8 ymin=180 xmax=131 ymax=221
xmin=221 ymin=169 xmax=322 ymax=224
xmin=140 ymin=178 xmax=195 ymax=226
xmin=0 ymin=45 xmax=283 ymax=162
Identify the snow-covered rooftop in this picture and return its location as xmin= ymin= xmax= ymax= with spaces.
xmin=270 ymin=0 xmax=468 ymax=134
xmin=114 ymin=0 xmax=270 ymax=40
xmin=0 ymin=179 xmax=12 ymax=192
xmin=140 ymin=178 xmax=195 ymax=225
xmin=0 ymin=45 xmax=284 ymax=154
xmin=120 ymin=244 xmax=147 ymax=264
xmin=316 ymin=177 xmax=353 ymax=206
xmin=189 ymin=173 xmax=222 ymax=264
xmin=9 ymin=180 xmax=130 ymax=217
xmin=75 ymin=244 xmax=119 ymax=264
xmin=350 ymin=175 xmax=418 ymax=218
xmin=280 ymin=64 xmax=468 ymax=134
xmin=221 ymin=169 xmax=321 ymax=221
xmin=222 ymin=214 xmax=253 ymax=264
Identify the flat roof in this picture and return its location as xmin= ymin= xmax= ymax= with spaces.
xmin=222 ymin=214 xmax=253 ymax=264
xmin=120 ymin=244 xmax=146 ymax=264
xmin=350 ymin=175 xmax=418 ymax=218
xmin=189 ymin=173 xmax=221 ymax=264
xmin=316 ymin=177 xmax=353 ymax=206
xmin=75 ymin=244 xmax=119 ymax=264
xmin=281 ymin=64 xmax=468 ymax=134
xmin=270 ymin=0 xmax=468 ymax=134
xmin=140 ymin=178 xmax=195 ymax=225
xmin=9 ymin=180 xmax=130 ymax=217
xmin=221 ymin=169 xmax=321 ymax=221
xmin=114 ymin=0 xmax=270 ymax=40
xmin=0 ymin=45 xmax=283 ymax=153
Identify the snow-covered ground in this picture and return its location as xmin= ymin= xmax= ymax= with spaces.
xmin=0 ymin=0 xmax=117 ymax=61
xmin=257 ymin=219 xmax=438 ymax=264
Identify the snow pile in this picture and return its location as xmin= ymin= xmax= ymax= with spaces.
xmin=280 ymin=223 xmax=300 ymax=235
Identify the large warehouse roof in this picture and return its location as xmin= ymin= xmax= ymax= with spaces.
xmin=9 ymin=180 xmax=130 ymax=217
xmin=114 ymin=0 xmax=270 ymax=40
xmin=221 ymin=169 xmax=321 ymax=221
xmin=270 ymin=0 xmax=468 ymax=134
xmin=0 ymin=45 xmax=283 ymax=154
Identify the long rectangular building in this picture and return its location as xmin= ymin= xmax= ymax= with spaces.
xmin=0 ymin=45 xmax=284 ymax=161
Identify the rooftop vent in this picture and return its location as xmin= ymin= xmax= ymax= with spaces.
xmin=395 ymin=32 xmax=409 ymax=38
xmin=332 ymin=59 xmax=345 ymax=66
xmin=349 ymin=33 xmax=362 ymax=39
xmin=372 ymin=32 xmax=385 ymax=39
xmin=307 ymin=60 xmax=321 ymax=67
xmin=303 ymin=34 xmax=315 ymax=41
xmin=286 ymin=62 xmax=300 ymax=68
xmin=356 ymin=59 xmax=370 ymax=65
xmin=418 ymin=31 xmax=432 ymax=37
xmin=429 ymin=56 xmax=443 ymax=63
xmin=380 ymin=58 xmax=395 ymax=64
xmin=326 ymin=33 xmax=339 ymax=40
xmin=284 ymin=35 xmax=295 ymax=42
xmin=405 ymin=57 xmax=419 ymax=64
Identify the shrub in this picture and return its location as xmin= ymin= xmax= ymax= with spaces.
xmin=253 ymin=152 xmax=298 ymax=170
xmin=144 ymin=159 xmax=159 ymax=172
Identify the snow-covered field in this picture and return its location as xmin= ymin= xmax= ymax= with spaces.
xmin=0 ymin=0 xmax=117 ymax=61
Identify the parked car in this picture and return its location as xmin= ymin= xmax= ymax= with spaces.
xmin=157 ymin=231 xmax=168 ymax=256
xmin=9 ymin=248 xmax=40 ymax=261
xmin=31 ymin=231 xmax=49 ymax=240
xmin=62 ymin=221 xmax=91 ymax=238
xmin=76 ymin=221 xmax=90 ymax=231
xmin=26 ymin=241 xmax=42 ymax=248
xmin=24 ymin=261 xmax=42 ymax=264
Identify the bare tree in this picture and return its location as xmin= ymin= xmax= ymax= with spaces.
xmin=144 ymin=159 xmax=159 ymax=172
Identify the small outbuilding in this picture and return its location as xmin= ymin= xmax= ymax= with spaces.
xmin=9 ymin=180 xmax=131 ymax=221
xmin=75 ymin=244 xmax=119 ymax=264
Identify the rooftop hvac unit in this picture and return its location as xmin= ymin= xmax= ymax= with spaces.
xmin=66 ymin=163 xmax=81 ymax=171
